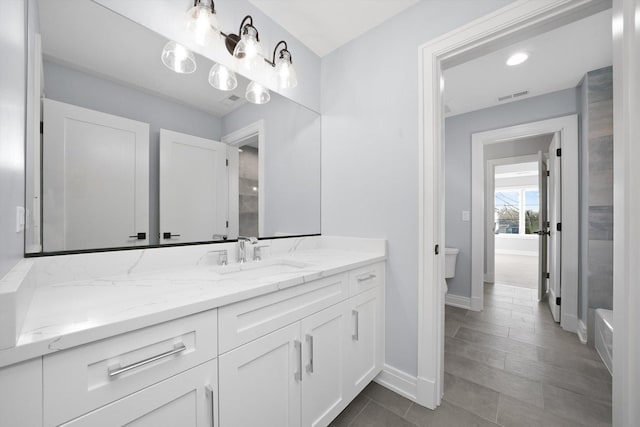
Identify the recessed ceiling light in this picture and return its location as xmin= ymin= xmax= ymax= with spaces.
xmin=506 ymin=52 xmax=529 ymax=66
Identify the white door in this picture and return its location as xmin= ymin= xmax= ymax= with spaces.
xmin=159 ymin=129 xmax=229 ymax=244
xmin=345 ymin=288 xmax=383 ymax=398
xmin=547 ymin=133 xmax=562 ymax=321
xmin=537 ymin=152 xmax=548 ymax=302
xmin=59 ymin=360 xmax=217 ymax=427
xmin=301 ymin=303 xmax=348 ymax=427
xmin=218 ymin=323 xmax=301 ymax=427
xmin=42 ymin=99 xmax=149 ymax=251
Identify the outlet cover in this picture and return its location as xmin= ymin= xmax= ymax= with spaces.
xmin=16 ymin=206 xmax=25 ymax=232
xmin=462 ymin=211 xmax=470 ymax=222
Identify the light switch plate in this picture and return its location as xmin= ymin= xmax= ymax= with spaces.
xmin=16 ymin=206 xmax=25 ymax=232
xmin=462 ymin=211 xmax=470 ymax=222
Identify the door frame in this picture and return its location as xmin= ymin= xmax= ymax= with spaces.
xmin=417 ymin=0 xmax=611 ymax=409
xmin=485 ymin=154 xmax=540 ymax=289
xmin=470 ymin=116 xmax=578 ymax=328
xmin=221 ymin=120 xmax=266 ymax=237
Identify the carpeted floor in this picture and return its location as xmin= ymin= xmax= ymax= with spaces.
xmin=495 ymin=253 xmax=538 ymax=289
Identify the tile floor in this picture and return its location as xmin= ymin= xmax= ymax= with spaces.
xmin=330 ymin=283 xmax=612 ymax=427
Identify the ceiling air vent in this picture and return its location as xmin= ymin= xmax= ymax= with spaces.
xmin=221 ymin=94 xmax=241 ymax=106
xmin=497 ymin=90 xmax=530 ymax=103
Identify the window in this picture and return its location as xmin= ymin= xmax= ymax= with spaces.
xmin=495 ymin=188 xmax=540 ymax=236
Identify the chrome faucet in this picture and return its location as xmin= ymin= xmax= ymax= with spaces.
xmin=238 ymin=236 xmax=258 ymax=263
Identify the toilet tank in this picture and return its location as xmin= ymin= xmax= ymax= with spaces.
xmin=445 ymin=247 xmax=459 ymax=279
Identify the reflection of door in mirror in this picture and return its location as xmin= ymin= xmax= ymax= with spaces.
xmin=159 ymin=129 xmax=231 ymax=245
xmin=42 ymin=99 xmax=150 ymax=252
xmin=239 ymin=141 xmax=259 ymax=237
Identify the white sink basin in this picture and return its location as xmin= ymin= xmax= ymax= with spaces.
xmin=214 ymin=260 xmax=311 ymax=280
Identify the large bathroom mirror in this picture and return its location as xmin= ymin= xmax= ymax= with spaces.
xmin=25 ymin=0 xmax=321 ymax=254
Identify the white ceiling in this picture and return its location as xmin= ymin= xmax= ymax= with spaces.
xmin=39 ymin=0 xmax=249 ymax=117
xmin=444 ymin=9 xmax=612 ymax=117
xmin=248 ymin=0 xmax=418 ymax=57
xmin=495 ymin=162 xmax=538 ymax=179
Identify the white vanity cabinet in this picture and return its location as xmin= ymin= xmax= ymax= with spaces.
xmin=59 ymin=359 xmax=218 ymax=427
xmin=218 ymin=263 xmax=384 ymax=427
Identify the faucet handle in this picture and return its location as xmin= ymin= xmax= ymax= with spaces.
xmin=207 ymin=249 xmax=228 ymax=265
xmin=253 ymin=245 xmax=269 ymax=261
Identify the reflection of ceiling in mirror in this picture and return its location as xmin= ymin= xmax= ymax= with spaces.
xmin=38 ymin=0 xmax=249 ymax=117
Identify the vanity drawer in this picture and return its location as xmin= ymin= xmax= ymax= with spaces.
xmin=348 ymin=262 xmax=384 ymax=296
xmin=43 ymin=309 xmax=217 ymax=427
xmin=218 ymin=273 xmax=348 ymax=353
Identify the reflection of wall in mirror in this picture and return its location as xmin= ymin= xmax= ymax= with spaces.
xmin=42 ymin=60 xmax=224 ymax=245
xmin=222 ymin=95 xmax=321 ymax=237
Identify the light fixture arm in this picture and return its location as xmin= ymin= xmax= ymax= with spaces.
xmin=265 ymin=40 xmax=292 ymax=67
xmin=221 ymin=15 xmax=259 ymax=56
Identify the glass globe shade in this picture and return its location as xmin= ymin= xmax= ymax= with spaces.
xmin=233 ymin=26 xmax=263 ymax=72
xmin=161 ymin=41 xmax=196 ymax=74
xmin=274 ymin=51 xmax=298 ymax=89
xmin=186 ymin=3 xmax=219 ymax=46
xmin=245 ymin=81 xmax=270 ymax=105
xmin=208 ymin=63 xmax=238 ymax=91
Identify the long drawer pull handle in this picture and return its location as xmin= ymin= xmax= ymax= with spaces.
xmin=306 ymin=334 xmax=314 ymax=374
xmin=108 ymin=343 xmax=187 ymax=377
xmin=206 ymin=384 xmax=216 ymax=427
xmin=352 ymin=310 xmax=359 ymax=341
xmin=294 ymin=340 xmax=302 ymax=382
xmin=357 ymin=274 xmax=376 ymax=282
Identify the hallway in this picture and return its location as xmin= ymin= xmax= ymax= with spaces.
xmin=330 ymin=283 xmax=611 ymax=426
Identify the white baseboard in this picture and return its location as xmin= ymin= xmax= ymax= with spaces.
xmin=484 ymin=273 xmax=494 ymax=283
xmin=561 ymin=313 xmax=578 ymax=334
xmin=374 ymin=364 xmax=417 ymax=402
xmin=470 ymin=296 xmax=483 ymax=311
xmin=577 ymin=319 xmax=588 ymax=344
xmin=416 ymin=375 xmax=438 ymax=409
xmin=445 ymin=293 xmax=472 ymax=310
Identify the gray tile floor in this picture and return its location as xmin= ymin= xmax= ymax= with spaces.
xmin=330 ymin=283 xmax=612 ymax=427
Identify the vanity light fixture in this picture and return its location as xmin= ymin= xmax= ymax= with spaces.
xmin=265 ymin=40 xmax=298 ymax=89
xmin=245 ymin=81 xmax=270 ymax=104
xmin=208 ymin=63 xmax=238 ymax=91
xmin=506 ymin=52 xmax=529 ymax=66
xmin=186 ymin=0 xmax=219 ymax=46
xmin=222 ymin=15 xmax=263 ymax=73
xmin=161 ymin=41 xmax=197 ymax=74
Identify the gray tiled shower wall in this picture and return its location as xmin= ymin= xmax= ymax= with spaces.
xmin=579 ymin=67 xmax=613 ymax=344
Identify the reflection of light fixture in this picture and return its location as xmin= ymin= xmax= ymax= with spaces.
xmin=506 ymin=52 xmax=528 ymax=66
xmin=186 ymin=0 xmax=219 ymax=46
xmin=161 ymin=41 xmax=196 ymax=74
xmin=265 ymin=41 xmax=297 ymax=89
xmin=246 ymin=81 xmax=270 ymax=104
xmin=208 ymin=63 xmax=238 ymax=91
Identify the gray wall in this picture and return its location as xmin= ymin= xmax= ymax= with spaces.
xmin=579 ymin=67 xmax=613 ymax=343
xmin=445 ymin=88 xmax=579 ymax=298
xmin=0 ymin=0 xmax=26 ymax=278
xmin=321 ymin=0 xmax=513 ymax=377
xmin=222 ymin=94 xmax=321 ymax=237
xmin=43 ymin=60 xmax=224 ymax=245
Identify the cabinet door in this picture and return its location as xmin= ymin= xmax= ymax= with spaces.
xmin=60 ymin=359 xmax=217 ymax=427
xmin=301 ymin=302 xmax=348 ymax=427
xmin=219 ymin=323 xmax=301 ymax=427
xmin=345 ymin=288 xmax=383 ymax=398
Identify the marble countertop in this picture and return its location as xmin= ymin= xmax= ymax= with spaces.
xmin=0 ymin=249 xmax=384 ymax=368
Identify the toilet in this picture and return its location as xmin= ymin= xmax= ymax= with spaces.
xmin=444 ymin=247 xmax=459 ymax=279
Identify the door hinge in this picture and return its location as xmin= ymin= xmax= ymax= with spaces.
xmin=40 ymin=121 xmax=44 ymax=133
xmin=545 ymin=272 xmax=550 ymax=279
xmin=225 ymin=158 xmax=229 ymax=166
xmin=556 ymin=223 xmax=562 ymax=232
xmin=225 ymin=220 xmax=229 ymax=228
xmin=556 ymin=148 xmax=562 ymax=157
xmin=546 ymin=221 xmax=550 ymax=228
xmin=546 ymin=171 xmax=550 ymax=177
xmin=435 ymin=244 xmax=440 ymax=255
xmin=556 ymin=297 xmax=561 ymax=306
